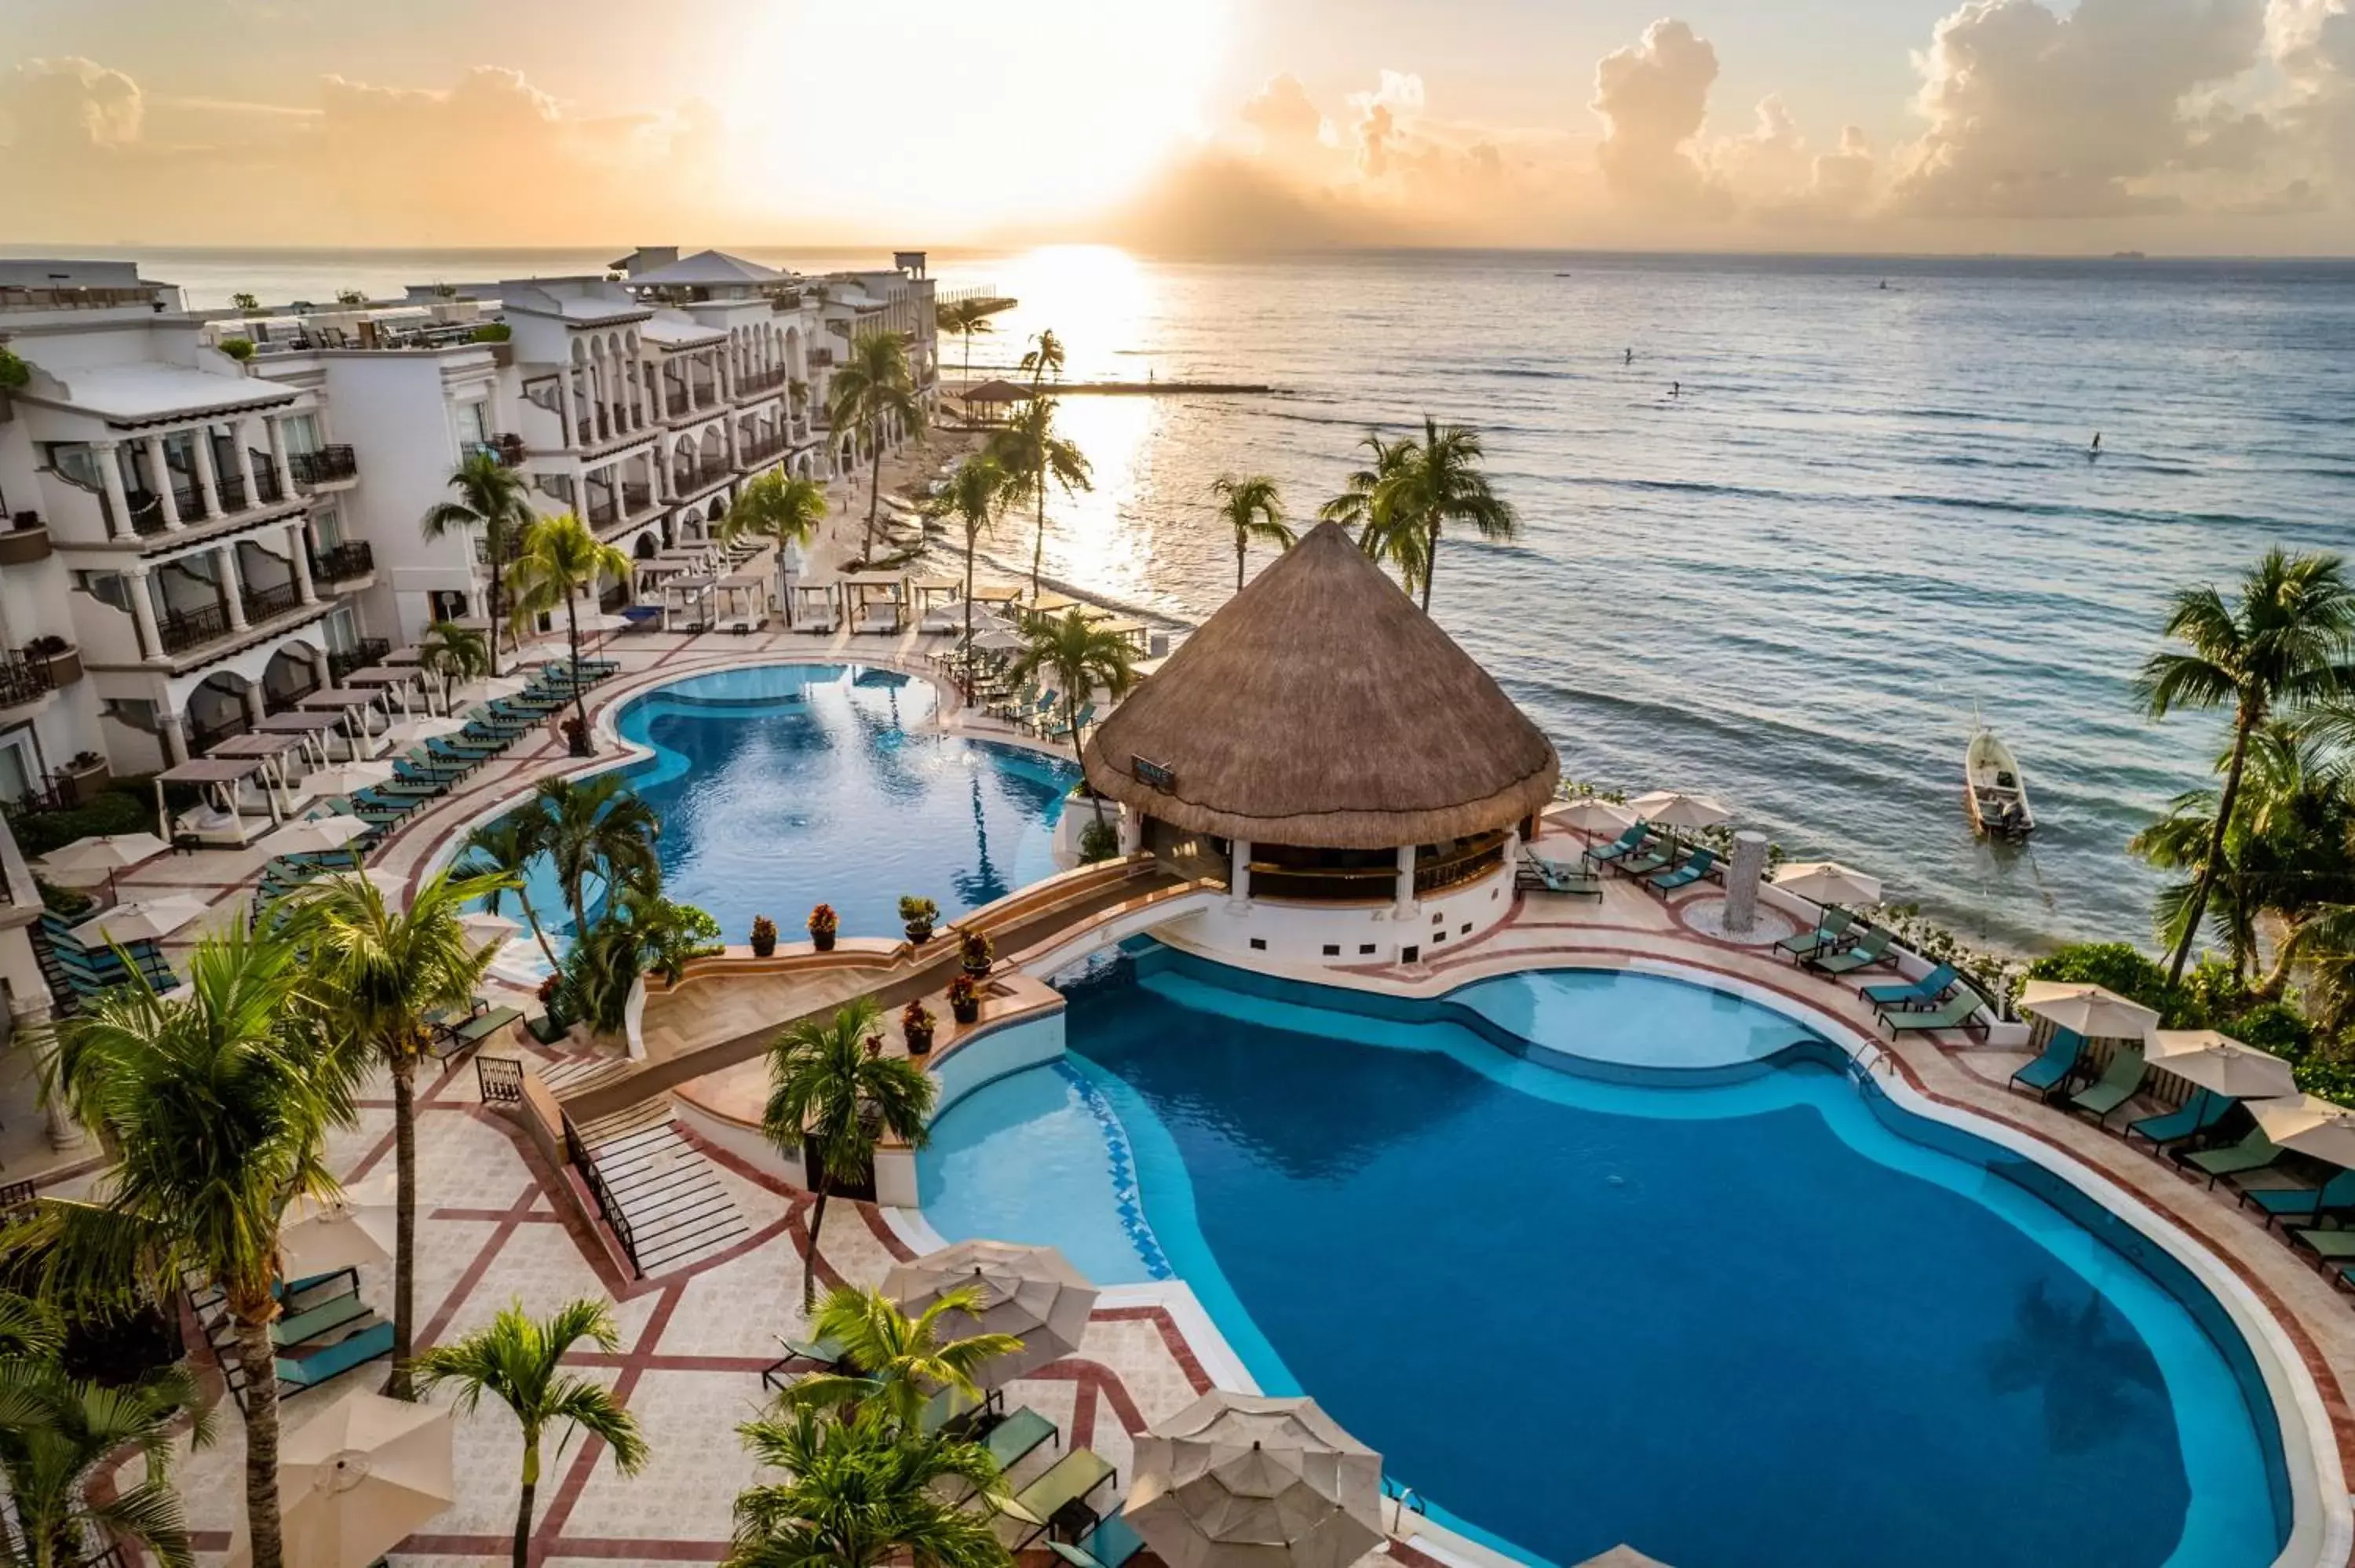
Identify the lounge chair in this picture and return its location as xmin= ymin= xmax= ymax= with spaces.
xmin=2007 ymin=1028 xmax=2087 ymax=1097
xmin=1809 ymin=928 xmax=1896 ymax=976
xmin=1584 ymin=822 xmax=1650 ymax=870
xmin=1524 ymin=854 xmax=1603 ymax=898
xmin=2065 ymin=1045 xmax=2147 ymax=1125
xmin=1615 ymin=841 xmax=1675 ymax=880
xmin=1881 ymin=986 xmax=1987 ymax=1038
xmin=432 ymin=1005 xmax=524 ymax=1059
xmin=276 ymin=1319 xmax=393 ymax=1393
xmin=1864 ymin=964 xmax=1957 ymax=1010
xmin=1051 ymin=1512 xmax=1145 ymax=1568
xmin=2291 ymin=1227 xmax=2355 ymax=1265
xmin=272 ymin=1293 xmax=373 ymax=1350
xmin=1776 ymin=908 xmax=1855 ymax=962
xmin=1646 ymin=848 xmax=1718 ymax=895
xmin=759 ymin=1334 xmax=847 ymax=1391
xmin=2126 ymin=1088 xmax=2233 ymax=1152
xmin=979 ymin=1406 xmax=1058 ymax=1474
xmin=2177 ymin=1125 xmax=2284 ymax=1189
xmin=2238 ymin=1168 xmax=2355 ymax=1229
xmin=995 ymin=1449 xmax=1115 ymax=1549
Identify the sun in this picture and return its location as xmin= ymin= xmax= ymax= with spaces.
xmin=730 ymin=0 xmax=1233 ymax=235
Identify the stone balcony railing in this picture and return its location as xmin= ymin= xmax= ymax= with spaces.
xmin=287 ymin=445 xmax=358 ymax=487
xmin=312 ymin=541 xmax=374 ymax=584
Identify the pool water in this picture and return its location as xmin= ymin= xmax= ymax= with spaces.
xmin=484 ymin=664 xmax=1074 ymax=946
xmin=918 ymin=949 xmax=2290 ymax=1568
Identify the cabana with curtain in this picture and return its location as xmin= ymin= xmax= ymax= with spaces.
xmin=155 ymin=757 xmax=287 ymax=846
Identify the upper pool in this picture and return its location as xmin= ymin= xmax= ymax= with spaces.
xmin=918 ymin=948 xmax=2292 ymax=1568
xmin=487 ymin=663 xmax=1074 ymax=945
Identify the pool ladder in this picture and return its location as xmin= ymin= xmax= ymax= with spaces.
xmin=1382 ymin=1476 xmax=1427 ymax=1537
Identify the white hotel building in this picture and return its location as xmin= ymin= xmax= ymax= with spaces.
xmin=0 ymin=248 xmax=937 ymax=794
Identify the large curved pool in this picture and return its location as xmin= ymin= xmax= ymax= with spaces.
xmin=919 ymin=946 xmax=2291 ymax=1568
xmin=484 ymin=663 xmax=1074 ymax=946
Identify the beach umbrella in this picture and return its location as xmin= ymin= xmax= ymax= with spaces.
xmin=2249 ymin=1094 xmax=2355 ymax=1168
xmin=279 ymin=1171 xmax=396 ymax=1276
xmin=304 ymin=760 xmax=397 ymax=796
xmin=256 ymin=815 xmax=373 ymax=858
xmin=459 ymin=911 xmax=520 ymax=951
xmin=224 ymin=1389 xmax=454 ymax=1568
xmin=38 ymin=833 xmax=170 ymax=901
xmin=381 ymin=714 xmax=466 ymax=748
xmin=1626 ymin=791 xmax=1731 ymax=830
xmin=1772 ymin=861 xmax=1884 ymax=909
xmin=2014 ymin=980 xmax=2161 ymax=1040
xmin=883 ymin=1238 xmax=1099 ymax=1385
xmin=1555 ymin=797 xmax=1636 ymax=840
xmin=69 ymin=894 xmax=210 ymax=946
xmin=1128 ymin=1391 xmax=1384 ymax=1568
xmin=2143 ymin=1030 xmax=2297 ymax=1099
xmin=973 ymin=628 xmax=1026 ymax=652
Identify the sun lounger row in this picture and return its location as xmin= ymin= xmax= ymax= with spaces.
xmin=199 ymin=1266 xmax=392 ymax=1413
xmin=1582 ymin=822 xmax=1722 ymax=895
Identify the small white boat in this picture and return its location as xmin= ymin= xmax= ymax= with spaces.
xmin=1966 ymin=724 xmax=2036 ymax=840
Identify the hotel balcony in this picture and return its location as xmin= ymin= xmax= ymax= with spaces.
xmin=738 ymin=436 xmax=787 ymax=469
xmin=736 ymin=367 xmax=787 ymax=399
xmin=664 ymin=390 xmax=690 ymax=419
xmin=672 ymin=460 xmax=729 ymax=497
xmin=155 ymin=601 xmax=232 ymax=656
xmin=0 ymin=516 xmax=52 ymax=567
xmin=0 ymin=654 xmax=57 ymax=714
xmin=311 ymin=540 xmax=374 ymax=587
xmin=287 ymin=445 xmax=358 ymax=488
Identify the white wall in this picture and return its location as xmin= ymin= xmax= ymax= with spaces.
xmin=319 ymin=351 xmax=492 ymax=644
xmin=1170 ymin=861 xmax=1519 ymax=969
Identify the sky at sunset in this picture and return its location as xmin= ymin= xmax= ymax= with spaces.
xmin=3 ymin=0 xmax=2352 ymax=254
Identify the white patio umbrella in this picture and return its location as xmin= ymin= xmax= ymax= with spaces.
xmin=1554 ymin=797 xmax=1636 ymax=839
xmin=1128 ymin=1391 xmax=1385 ymax=1568
xmin=2249 ymin=1094 xmax=2355 ymax=1168
xmin=1627 ymin=790 xmax=1732 ymax=831
xmin=459 ymin=910 xmax=520 ymax=951
xmin=381 ymin=715 xmax=466 ymax=748
xmin=38 ymin=832 xmax=170 ymax=900
xmin=2014 ymin=980 xmax=2162 ymax=1040
xmin=884 ymin=1239 xmax=1099 ymax=1385
xmin=1773 ymin=861 xmax=1885 ymax=909
xmin=256 ymin=815 xmax=373 ymax=857
xmin=280 ymin=1171 xmax=396 ymax=1276
xmin=225 ymin=1388 xmax=454 ymax=1568
xmin=70 ymin=894 xmax=210 ymax=946
xmin=2144 ymin=1030 xmax=2298 ymax=1100
xmin=305 ymin=760 xmax=397 ymax=796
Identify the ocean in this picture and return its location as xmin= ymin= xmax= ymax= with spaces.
xmin=40 ymin=242 xmax=2355 ymax=954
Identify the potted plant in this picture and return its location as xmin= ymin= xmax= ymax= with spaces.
xmin=528 ymin=972 xmax=571 ymax=1043
xmin=0 ymin=347 xmax=29 ymax=419
xmin=901 ymin=1000 xmax=936 ymax=1057
xmin=959 ymin=928 xmax=993 ymax=978
xmin=749 ymin=914 xmax=778 ymax=958
xmin=807 ymin=903 xmax=838 ymax=953
xmin=61 ymin=749 xmax=108 ymax=791
xmin=947 ymin=973 xmax=981 ymax=1026
xmin=900 ymin=895 xmax=938 ymax=944
xmin=561 ymin=715 xmax=593 ymax=757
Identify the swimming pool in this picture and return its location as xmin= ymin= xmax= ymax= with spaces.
xmin=482 ymin=663 xmax=1074 ymax=948
xmin=918 ymin=947 xmax=2292 ymax=1568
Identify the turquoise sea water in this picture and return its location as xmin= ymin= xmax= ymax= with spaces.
xmin=918 ymin=949 xmax=2290 ymax=1568
xmin=75 ymin=242 xmax=2355 ymax=949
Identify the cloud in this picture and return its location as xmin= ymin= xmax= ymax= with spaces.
xmin=1241 ymin=73 xmax=1324 ymax=157
xmin=1893 ymin=0 xmax=2273 ymax=217
xmin=0 ymin=56 xmax=142 ymax=151
xmin=1347 ymin=71 xmax=1426 ymax=180
xmin=1591 ymin=20 xmax=1728 ymax=212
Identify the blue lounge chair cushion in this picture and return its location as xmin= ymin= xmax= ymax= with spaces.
xmin=276 ymin=1318 xmax=392 ymax=1390
xmin=2010 ymin=1029 xmax=2086 ymax=1094
xmin=2127 ymin=1088 xmax=2230 ymax=1147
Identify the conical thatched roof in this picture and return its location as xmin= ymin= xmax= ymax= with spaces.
xmin=1083 ymin=521 xmax=1558 ymax=849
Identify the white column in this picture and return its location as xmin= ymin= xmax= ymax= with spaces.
xmin=126 ymin=568 xmax=164 ymax=662
xmin=242 ymin=682 xmax=268 ymax=726
xmin=95 ymin=440 xmax=135 ymax=540
xmin=267 ymin=417 xmax=294 ymax=495
xmin=310 ymin=647 xmax=332 ymax=688
xmin=232 ymin=419 xmax=260 ymax=506
xmin=219 ymin=546 xmax=248 ymax=629
xmin=1725 ymin=830 xmax=1769 ymax=934
xmin=1229 ymin=838 xmax=1252 ymax=912
xmin=145 ymin=436 xmax=181 ymax=528
xmin=558 ymin=368 xmax=579 ymax=447
xmin=157 ymin=712 xmax=189 ymax=766
xmin=190 ymin=425 xmax=223 ymax=517
xmin=14 ymin=997 xmax=85 ymax=1153
xmin=1394 ymin=844 xmax=1418 ymax=920
xmin=288 ymin=522 xmax=317 ymax=603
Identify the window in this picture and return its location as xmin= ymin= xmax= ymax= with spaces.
xmin=1248 ymin=937 xmax=1266 ymax=951
xmin=1321 ymin=943 xmax=1339 ymax=957
xmin=312 ymin=505 xmax=345 ymax=549
xmin=1359 ymin=943 xmax=1377 ymax=956
xmin=85 ymin=572 xmax=132 ymax=614
xmin=1461 ymin=922 xmax=1473 ymax=935
xmin=0 ymin=739 xmax=31 ymax=805
xmin=323 ymin=606 xmax=357 ymax=653
xmin=458 ymin=400 xmax=491 ymax=443
xmin=1401 ymin=945 xmax=1419 ymax=963
xmin=280 ymin=414 xmax=321 ymax=454
xmin=429 ymin=590 xmax=469 ymax=624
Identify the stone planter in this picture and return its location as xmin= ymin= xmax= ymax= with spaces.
xmin=31 ymin=646 xmax=81 ymax=688
xmin=62 ymin=757 xmax=108 ymax=795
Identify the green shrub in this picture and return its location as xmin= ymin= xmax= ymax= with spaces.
xmin=217 ymin=337 xmax=255 ymax=362
xmin=1078 ymin=818 xmax=1120 ymax=863
xmin=2224 ymin=1001 xmax=2317 ymax=1063
xmin=8 ymin=786 xmax=152 ymax=859
xmin=0 ymin=348 xmax=27 ymax=390
xmin=470 ymin=322 xmax=512 ymax=344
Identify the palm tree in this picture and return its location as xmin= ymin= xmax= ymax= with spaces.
xmin=0 ymin=1358 xmax=214 ymax=1568
xmin=1372 ymin=416 xmax=1519 ymax=613
xmin=458 ymin=815 xmax=563 ymax=971
xmin=506 ymin=512 xmax=631 ymax=746
xmin=423 ymin=451 xmax=536 ymax=676
xmin=727 ymin=1404 xmax=1009 ymax=1568
xmin=988 ymin=398 xmax=1092 ymax=595
xmin=1018 ymin=328 xmax=1065 ymax=389
xmin=924 ymin=454 xmax=1007 ymax=654
xmin=16 ymin=931 xmax=360 ymax=1568
xmin=418 ymin=618 xmax=489 ymax=713
xmin=1320 ymin=432 xmax=1424 ymax=594
xmin=827 ymin=330 xmax=926 ymax=563
xmin=2136 ymin=548 xmax=2355 ymax=983
xmin=776 ymin=1285 xmax=1020 ymax=1431
xmin=1004 ymin=607 xmax=1138 ymax=827
xmin=763 ymin=998 xmax=937 ymax=1313
xmin=722 ymin=471 xmax=828 ymax=558
xmin=940 ymin=299 xmax=995 ymax=388
xmin=528 ymin=773 xmax=660 ymax=939
xmin=276 ymin=866 xmax=509 ymax=1399
xmin=414 ymin=1297 xmax=649 ymax=1568
xmin=1211 ymin=474 xmax=1294 ymax=593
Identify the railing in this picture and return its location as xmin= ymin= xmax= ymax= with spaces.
xmin=665 ymin=390 xmax=689 ymax=418
xmin=1415 ymin=837 xmax=1509 ymax=898
xmin=156 ymin=601 xmax=230 ymax=655
xmin=312 ymin=540 xmax=374 ymax=583
xmin=692 ymin=386 xmax=718 ymax=410
xmin=622 ymin=482 xmax=653 ymax=513
xmin=241 ymin=580 xmax=301 ymax=623
xmin=674 ymin=461 xmax=726 ymax=494
xmin=586 ymin=498 xmax=619 ymax=527
xmin=574 ymin=419 xmax=593 ymax=446
xmin=4 ymin=778 xmax=82 ymax=819
xmin=247 ymin=452 xmax=285 ymax=505
xmin=739 ymin=436 xmax=787 ymax=468
xmin=214 ymin=472 xmax=247 ymax=512
xmin=288 ymin=445 xmax=357 ymax=485
xmin=477 ymin=1056 xmax=524 ymax=1104
xmin=187 ymin=710 xmax=251 ymax=755
xmin=262 ymin=678 xmax=319 ymax=714
xmin=564 ymin=1114 xmax=642 ymax=1278
xmin=327 ymin=638 xmax=390 ymax=682
xmin=0 ymin=656 xmax=54 ymax=709
xmin=171 ymin=484 xmax=207 ymax=523
xmin=737 ymin=367 xmax=787 ymax=396
xmin=1249 ymin=863 xmax=1400 ymax=905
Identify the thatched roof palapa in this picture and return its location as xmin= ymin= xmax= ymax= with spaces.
xmin=1084 ymin=521 xmax=1558 ymax=849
